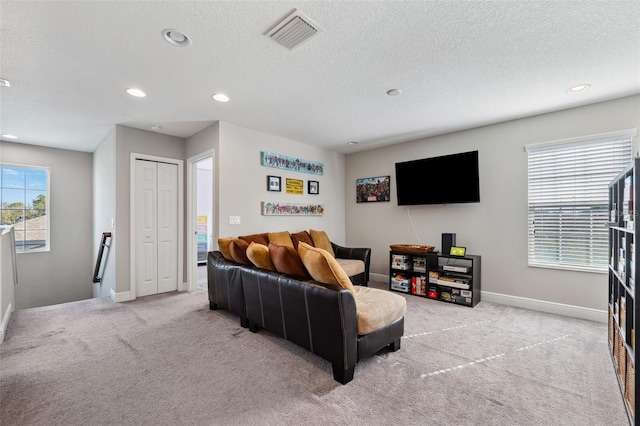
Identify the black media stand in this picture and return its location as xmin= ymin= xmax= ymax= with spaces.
xmin=389 ymin=250 xmax=481 ymax=307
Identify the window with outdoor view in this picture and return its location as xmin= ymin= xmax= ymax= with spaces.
xmin=526 ymin=131 xmax=634 ymax=273
xmin=0 ymin=165 xmax=49 ymax=252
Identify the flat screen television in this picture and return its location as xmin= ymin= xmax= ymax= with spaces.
xmin=395 ymin=150 xmax=480 ymax=205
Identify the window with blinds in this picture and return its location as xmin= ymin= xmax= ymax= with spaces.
xmin=526 ymin=131 xmax=634 ymax=273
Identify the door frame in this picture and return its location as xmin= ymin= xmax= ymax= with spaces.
xmin=186 ymin=150 xmax=215 ymax=292
xmin=130 ymin=153 xmax=184 ymax=300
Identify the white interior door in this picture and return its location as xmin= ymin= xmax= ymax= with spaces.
xmin=157 ymin=162 xmax=178 ymax=293
xmin=135 ymin=160 xmax=178 ymax=297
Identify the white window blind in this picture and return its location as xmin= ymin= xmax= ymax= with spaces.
xmin=526 ymin=131 xmax=634 ymax=273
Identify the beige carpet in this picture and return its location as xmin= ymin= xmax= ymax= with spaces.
xmin=0 ymin=282 xmax=629 ymax=425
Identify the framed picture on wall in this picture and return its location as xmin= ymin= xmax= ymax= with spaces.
xmin=267 ymin=175 xmax=281 ymax=192
xmin=308 ymin=180 xmax=319 ymax=195
xmin=356 ymin=175 xmax=390 ymax=203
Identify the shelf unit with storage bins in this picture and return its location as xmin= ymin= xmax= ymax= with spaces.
xmin=389 ymin=250 xmax=481 ymax=307
xmin=609 ymin=158 xmax=639 ymax=424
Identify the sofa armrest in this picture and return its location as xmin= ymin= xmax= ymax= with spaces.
xmin=331 ymin=242 xmax=371 ymax=285
xmin=207 ymin=251 xmax=247 ymax=326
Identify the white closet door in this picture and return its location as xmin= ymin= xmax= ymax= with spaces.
xmin=135 ymin=160 xmax=178 ymax=297
xmin=135 ymin=160 xmax=158 ymax=297
xmin=157 ymin=162 xmax=178 ymax=293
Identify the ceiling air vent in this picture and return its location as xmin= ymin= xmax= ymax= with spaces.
xmin=265 ymin=9 xmax=321 ymax=50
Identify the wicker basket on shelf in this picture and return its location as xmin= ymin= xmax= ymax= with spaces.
xmin=389 ymin=244 xmax=435 ymax=254
xmin=617 ymin=329 xmax=627 ymax=390
xmin=609 ymin=309 xmax=614 ymax=348
xmin=626 ymin=357 xmax=635 ymax=417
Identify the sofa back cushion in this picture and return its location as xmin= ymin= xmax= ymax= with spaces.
xmin=218 ymin=237 xmax=234 ymax=261
xmin=246 ymin=242 xmax=275 ymax=271
xmin=291 ymin=231 xmax=314 ymax=250
xmin=309 ymin=229 xmax=335 ymax=257
xmin=238 ymin=233 xmax=269 ymax=246
xmin=269 ymin=243 xmax=311 ymax=279
xmin=298 ymin=242 xmax=354 ymax=294
xmin=268 ymin=231 xmax=294 ymax=248
xmin=229 ymin=238 xmax=251 ymax=265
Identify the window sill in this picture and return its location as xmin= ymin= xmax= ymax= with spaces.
xmin=528 ymin=262 xmax=607 ymax=274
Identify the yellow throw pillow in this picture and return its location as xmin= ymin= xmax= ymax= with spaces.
xmin=246 ymin=242 xmax=275 ymax=271
xmin=268 ymin=231 xmax=294 ymax=248
xmin=218 ymin=237 xmax=233 ymax=260
xmin=298 ymin=242 xmax=354 ymax=294
xmin=309 ymin=229 xmax=335 ymax=257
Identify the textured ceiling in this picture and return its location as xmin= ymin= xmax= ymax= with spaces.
xmin=1 ymin=1 xmax=639 ymax=154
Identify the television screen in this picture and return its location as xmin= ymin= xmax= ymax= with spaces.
xmin=395 ymin=151 xmax=480 ymax=205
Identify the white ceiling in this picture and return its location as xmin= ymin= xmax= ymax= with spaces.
xmin=1 ymin=1 xmax=639 ymax=154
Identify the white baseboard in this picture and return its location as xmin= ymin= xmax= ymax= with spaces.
xmin=370 ymin=273 xmax=606 ymax=323
xmin=110 ymin=289 xmax=133 ymax=303
xmin=370 ymin=272 xmax=388 ymax=283
xmin=0 ymin=303 xmax=14 ymax=344
xmin=481 ymin=291 xmax=607 ymax=323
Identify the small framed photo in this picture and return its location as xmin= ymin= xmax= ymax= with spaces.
xmin=308 ymin=180 xmax=319 ymax=195
xmin=267 ymin=175 xmax=281 ymax=192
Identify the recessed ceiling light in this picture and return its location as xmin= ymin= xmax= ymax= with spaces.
xmin=386 ymin=89 xmax=401 ymax=96
xmin=151 ymin=126 xmax=162 ymax=131
xmin=0 ymin=78 xmax=10 ymax=87
xmin=126 ymin=88 xmax=146 ymax=98
xmin=212 ymin=93 xmax=230 ymax=102
xmin=162 ymin=29 xmax=191 ymax=47
xmin=566 ymin=84 xmax=591 ymax=94
xmin=347 ymin=141 xmax=359 ymax=145
xmin=2 ymin=134 xmax=18 ymax=139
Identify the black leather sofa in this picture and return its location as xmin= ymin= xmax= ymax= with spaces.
xmin=208 ymin=242 xmax=371 ymax=327
xmin=207 ymin=249 xmax=404 ymax=384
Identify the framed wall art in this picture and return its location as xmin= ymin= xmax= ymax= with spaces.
xmin=261 ymin=202 xmax=324 ymax=216
xmin=356 ymin=175 xmax=390 ymax=203
xmin=285 ymin=178 xmax=304 ymax=195
xmin=308 ymin=180 xmax=319 ymax=195
xmin=260 ymin=151 xmax=324 ymax=175
xmin=267 ymin=175 xmax=281 ymax=192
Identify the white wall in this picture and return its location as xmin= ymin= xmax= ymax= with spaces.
xmin=0 ymin=227 xmax=16 ymax=343
xmin=114 ymin=125 xmax=185 ymax=295
xmin=1 ymin=142 xmax=94 ymax=309
xmin=217 ymin=122 xmax=346 ymax=244
xmin=345 ymin=95 xmax=640 ymax=311
xmin=93 ymin=128 xmax=116 ymax=298
xmin=185 ymin=122 xmax=219 ymax=160
xmin=114 ymin=122 xmax=345 ymax=298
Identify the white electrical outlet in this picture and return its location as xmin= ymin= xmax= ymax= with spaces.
xmin=229 ymin=216 xmax=241 ymax=225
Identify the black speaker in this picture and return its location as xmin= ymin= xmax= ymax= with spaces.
xmin=442 ymin=233 xmax=456 ymax=255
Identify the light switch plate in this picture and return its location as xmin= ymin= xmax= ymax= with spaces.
xmin=229 ymin=216 xmax=241 ymax=225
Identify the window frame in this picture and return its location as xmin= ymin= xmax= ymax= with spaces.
xmin=525 ymin=129 xmax=636 ymax=274
xmin=0 ymin=163 xmax=51 ymax=253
